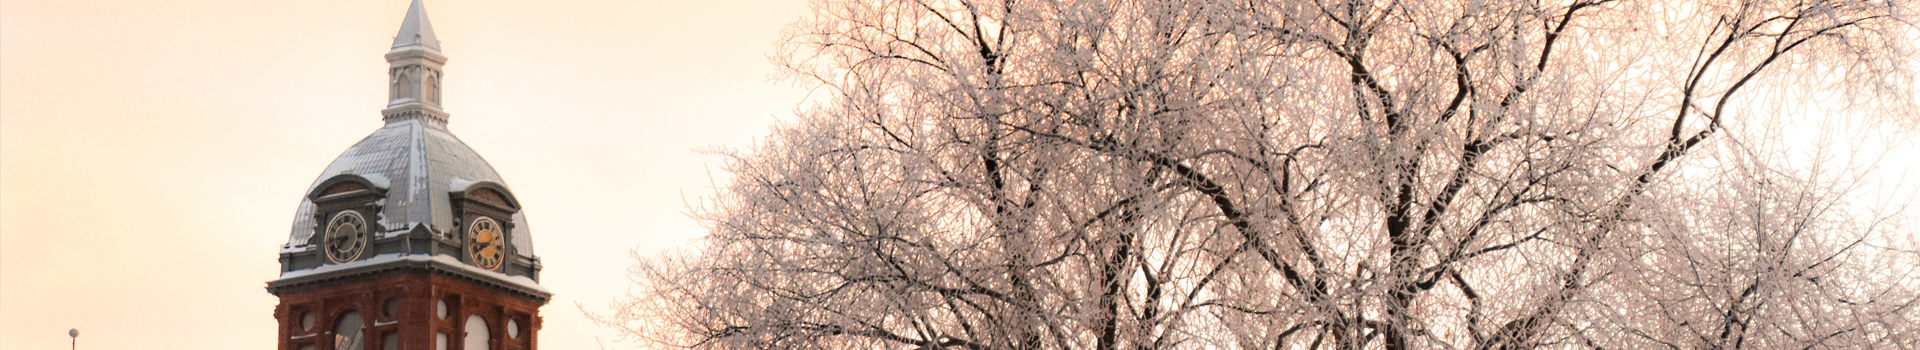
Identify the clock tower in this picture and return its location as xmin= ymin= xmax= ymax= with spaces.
xmin=267 ymin=1 xmax=548 ymax=350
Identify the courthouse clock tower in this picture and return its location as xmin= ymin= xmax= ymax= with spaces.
xmin=268 ymin=1 xmax=548 ymax=349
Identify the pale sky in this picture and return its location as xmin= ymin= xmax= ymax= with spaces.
xmin=1 ymin=0 xmax=811 ymax=349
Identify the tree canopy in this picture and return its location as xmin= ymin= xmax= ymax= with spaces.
xmin=598 ymin=0 xmax=1919 ymax=349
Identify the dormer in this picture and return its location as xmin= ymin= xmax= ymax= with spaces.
xmin=305 ymin=173 xmax=391 ymax=266
xmin=449 ymin=179 xmax=523 ymax=273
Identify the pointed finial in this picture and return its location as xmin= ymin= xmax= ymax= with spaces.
xmin=392 ymin=0 xmax=441 ymax=51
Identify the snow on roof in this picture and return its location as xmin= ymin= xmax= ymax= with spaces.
xmin=449 ymin=177 xmax=476 ymax=192
xmin=274 ymin=253 xmax=549 ymax=295
xmin=285 ymin=119 xmax=535 ymax=258
xmin=361 ymin=172 xmax=392 ymax=188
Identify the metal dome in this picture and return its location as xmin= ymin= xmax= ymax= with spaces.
xmin=270 ymin=1 xmax=543 ymax=302
xmin=284 ymin=118 xmax=535 ymax=259
xmin=276 ymin=0 xmax=540 ymax=285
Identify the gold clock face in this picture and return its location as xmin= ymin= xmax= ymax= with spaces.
xmin=324 ymin=211 xmax=368 ymax=263
xmin=467 ymin=217 xmax=504 ymax=270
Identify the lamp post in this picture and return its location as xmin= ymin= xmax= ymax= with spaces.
xmin=69 ymin=328 xmax=78 ymax=350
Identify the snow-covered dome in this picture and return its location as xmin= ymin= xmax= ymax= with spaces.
xmin=283 ymin=118 xmax=535 ymax=260
xmin=276 ymin=0 xmax=538 ymax=283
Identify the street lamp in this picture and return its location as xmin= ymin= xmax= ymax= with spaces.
xmin=69 ymin=328 xmax=78 ymax=350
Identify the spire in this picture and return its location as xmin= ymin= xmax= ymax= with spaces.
xmin=391 ymin=0 xmax=440 ymax=52
xmin=381 ymin=0 xmax=449 ymax=124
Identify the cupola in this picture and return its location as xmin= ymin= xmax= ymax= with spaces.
xmin=272 ymin=0 xmax=542 ymax=289
xmin=382 ymin=0 xmax=449 ymax=123
xmin=268 ymin=3 xmax=549 ymax=350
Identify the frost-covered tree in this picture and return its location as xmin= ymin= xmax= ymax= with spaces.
xmin=594 ymin=0 xmax=1919 ymax=349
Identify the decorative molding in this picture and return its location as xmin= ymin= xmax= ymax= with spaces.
xmin=268 ymin=254 xmax=551 ymax=303
xmin=381 ymin=106 xmax=450 ymax=124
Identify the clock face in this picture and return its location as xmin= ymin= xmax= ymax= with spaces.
xmin=324 ymin=211 xmax=369 ymax=263
xmin=467 ymin=217 xmax=504 ymax=270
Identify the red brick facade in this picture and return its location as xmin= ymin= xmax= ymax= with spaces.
xmin=271 ymin=268 xmax=544 ymax=350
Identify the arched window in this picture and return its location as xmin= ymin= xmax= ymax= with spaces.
xmin=463 ymin=314 xmax=489 ymax=350
xmin=426 ymin=73 xmax=440 ymax=105
xmin=335 ymin=311 xmax=365 ymax=350
xmin=399 ymin=71 xmax=415 ymax=101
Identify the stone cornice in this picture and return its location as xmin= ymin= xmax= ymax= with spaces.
xmin=267 ymin=254 xmax=550 ymax=303
xmin=381 ymin=104 xmax=450 ymax=124
xmin=385 ymin=46 xmax=448 ymax=65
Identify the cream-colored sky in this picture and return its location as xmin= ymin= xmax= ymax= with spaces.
xmin=1 ymin=0 xmax=809 ymax=348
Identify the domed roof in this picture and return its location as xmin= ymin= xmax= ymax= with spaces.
xmin=270 ymin=1 xmax=543 ymax=299
xmin=283 ymin=118 xmax=535 ymax=259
